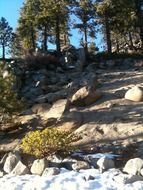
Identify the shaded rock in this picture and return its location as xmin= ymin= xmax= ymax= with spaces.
xmin=97 ymin=156 xmax=115 ymax=172
xmin=71 ymin=86 xmax=102 ymax=106
xmin=35 ymin=90 xmax=67 ymax=104
xmin=84 ymin=155 xmax=99 ymax=168
xmin=113 ymin=173 xmax=143 ymax=184
xmin=31 ymin=103 xmax=51 ymax=114
xmin=106 ymin=60 xmax=115 ymax=68
xmin=85 ymin=63 xmax=98 ymax=73
xmin=72 ymin=161 xmax=90 ymax=171
xmin=62 ymin=158 xmax=77 ymax=170
xmin=42 ymin=167 xmax=60 ymax=176
xmin=47 ymin=155 xmax=62 ymax=168
xmin=30 ymin=158 xmax=49 ymax=175
xmin=3 ymin=152 xmax=21 ymax=174
xmin=125 ymin=175 xmax=143 ymax=184
xmin=0 ymin=153 xmax=8 ymax=167
xmin=140 ymin=168 xmax=143 ymax=176
xmin=10 ymin=161 xmax=30 ymax=175
xmin=41 ymin=84 xmax=63 ymax=93
xmin=125 ymin=86 xmax=143 ymax=102
xmin=123 ymin=158 xmax=143 ymax=175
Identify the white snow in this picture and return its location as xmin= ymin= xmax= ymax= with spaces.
xmin=0 ymin=168 xmax=143 ymax=190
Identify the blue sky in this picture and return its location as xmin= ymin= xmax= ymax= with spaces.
xmin=0 ymin=0 xmax=23 ymax=29
xmin=0 ymin=0 xmax=102 ymax=57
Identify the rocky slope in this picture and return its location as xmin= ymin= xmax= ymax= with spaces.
xmin=1 ymin=57 xmax=143 ymax=157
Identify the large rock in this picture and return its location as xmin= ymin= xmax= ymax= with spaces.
xmin=3 ymin=152 xmax=21 ymax=174
xmin=44 ymin=99 xmax=69 ymax=120
xmin=30 ymin=158 xmax=49 ymax=175
xmin=97 ymin=156 xmax=115 ymax=173
xmin=81 ymin=72 xmax=99 ymax=90
xmin=71 ymin=86 xmax=102 ymax=106
xmin=123 ymin=158 xmax=143 ymax=175
xmin=35 ymin=90 xmax=67 ymax=104
xmin=10 ymin=161 xmax=30 ymax=175
xmin=125 ymin=86 xmax=143 ymax=102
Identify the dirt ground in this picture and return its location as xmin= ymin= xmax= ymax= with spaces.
xmin=74 ymin=67 xmax=143 ymax=151
xmin=1 ymin=66 xmax=143 ymax=158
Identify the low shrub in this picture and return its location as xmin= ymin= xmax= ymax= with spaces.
xmin=21 ymin=128 xmax=80 ymax=158
xmin=22 ymin=52 xmax=59 ymax=71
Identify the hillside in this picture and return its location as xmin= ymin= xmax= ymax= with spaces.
xmin=0 ymin=57 xmax=143 ymax=159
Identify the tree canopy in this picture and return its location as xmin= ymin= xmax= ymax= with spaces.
xmin=0 ymin=0 xmax=143 ymax=58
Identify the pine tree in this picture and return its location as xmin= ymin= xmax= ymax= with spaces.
xmin=0 ymin=63 xmax=25 ymax=128
xmin=17 ymin=0 xmax=40 ymax=52
xmin=74 ymin=0 xmax=96 ymax=54
xmin=0 ymin=17 xmax=13 ymax=59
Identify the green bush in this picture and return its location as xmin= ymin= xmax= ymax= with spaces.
xmin=21 ymin=128 xmax=80 ymax=158
xmin=0 ymin=62 xmax=25 ymax=127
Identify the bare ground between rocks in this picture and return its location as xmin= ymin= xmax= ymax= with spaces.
xmin=74 ymin=68 xmax=143 ymax=148
xmin=1 ymin=68 xmax=143 ymax=157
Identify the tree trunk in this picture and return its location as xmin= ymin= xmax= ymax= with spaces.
xmin=31 ymin=25 xmax=36 ymax=51
xmin=55 ymin=16 xmax=61 ymax=57
xmin=128 ymin=32 xmax=134 ymax=49
xmin=84 ymin=24 xmax=88 ymax=55
xmin=2 ymin=43 xmax=5 ymax=59
xmin=135 ymin=0 xmax=143 ymax=50
xmin=43 ymin=24 xmax=48 ymax=52
xmin=139 ymin=25 xmax=143 ymax=49
xmin=128 ymin=32 xmax=137 ymax=51
xmin=104 ymin=11 xmax=112 ymax=54
xmin=116 ymin=38 xmax=119 ymax=52
xmin=63 ymin=34 xmax=67 ymax=46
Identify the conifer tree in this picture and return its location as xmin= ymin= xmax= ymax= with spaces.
xmin=0 ymin=17 xmax=13 ymax=59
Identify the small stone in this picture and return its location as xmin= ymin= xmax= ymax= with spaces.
xmin=72 ymin=161 xmax=90 ymax=171
xmin=0 ymin=170 xmax=5 ymax=177
xmin=3 ymin=152 xmax=21 ymax=174
xmin=31 ymin=158 xmax=49 ymax=175
xmin=10 ymin=161 xmax=30 ymax=175
xmin=42 ymin=167 xmax=60 ymax=176
xmin=84 ymin=175 xmax=95 ymax=181
xmin=97 ymin=156 xmax=115 ymax=172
